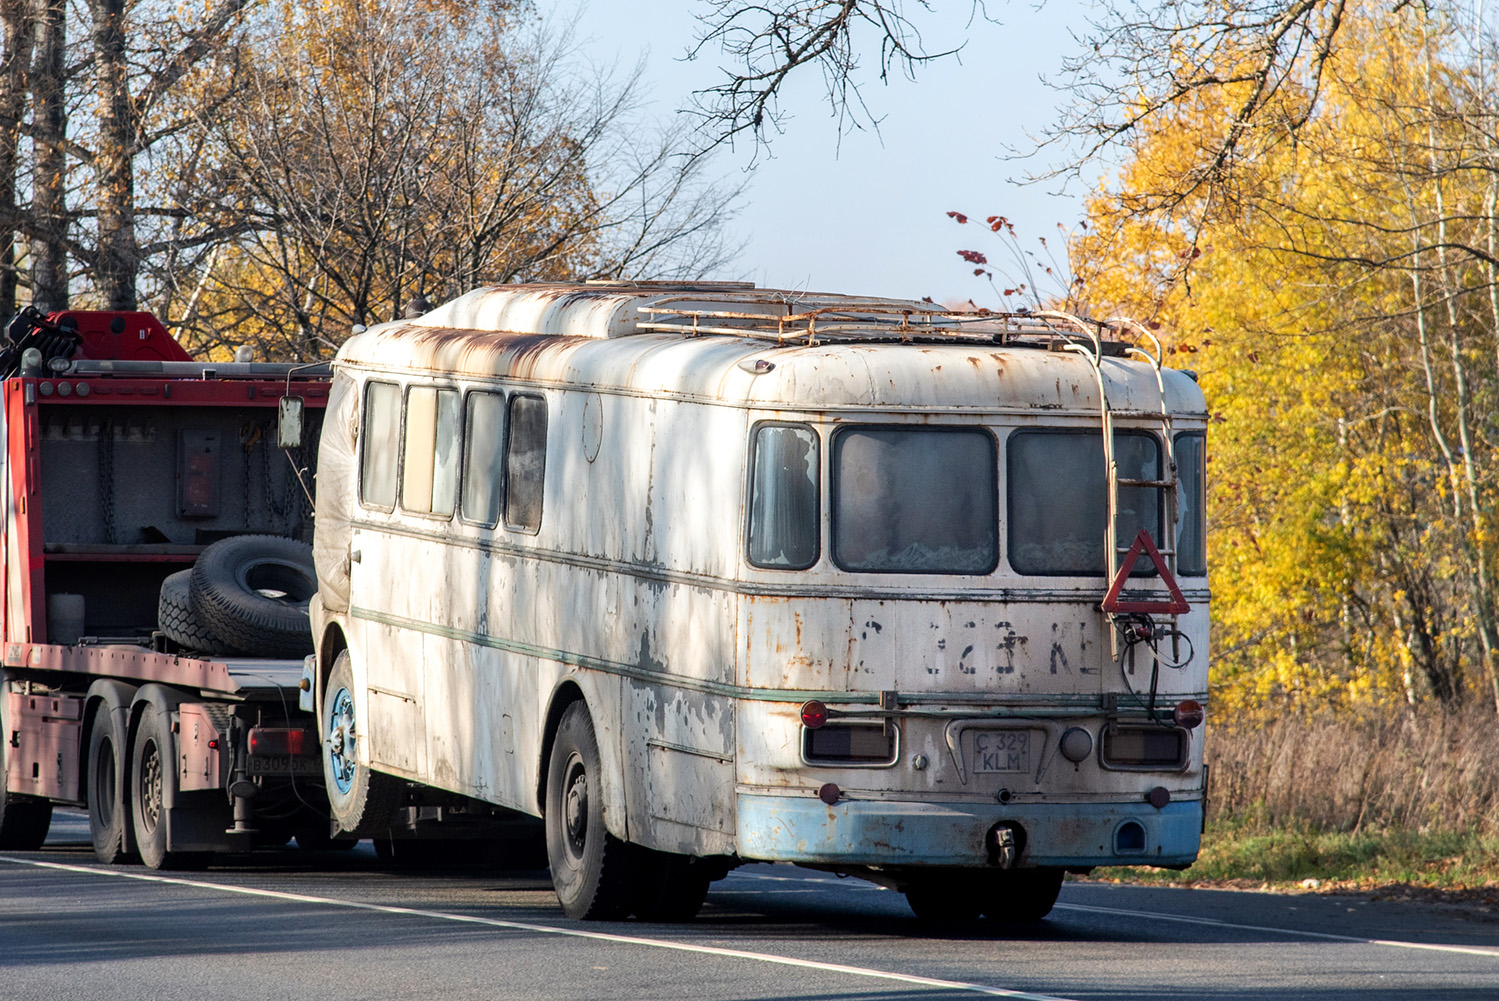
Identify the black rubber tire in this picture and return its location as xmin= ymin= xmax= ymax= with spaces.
xmin=189 ymin=535 xmax=317 ymax=657
xmin=0 ymin=732 xmax=52 ymax=850
xmin=130 ymin=704 xmax=210 ymax=871
xmin=87 ymin=708 xmax=133 ymax=864
xmin=982 ymin=868 xmax=1065 ymax=922
xmin=157 ymin=570 xmax=225 ymax=653
xmin=545 ymin=702 xmax=636 ymax=920
xmin=904 ymin=873 xmax=984 ymax=922
xmin=631 ymin=850 xmax=711 ymax=922
xmin=321 ymin=651 xmax=402 ymax=837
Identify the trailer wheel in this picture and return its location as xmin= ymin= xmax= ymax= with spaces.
xmin=130 ymin=704 xmax=209 ymax=871
xmin=0 ymin=737 xmax=52 ymax=850
xmin=981 ymin=867 xmax=1064 ymax=922
xmin=322 ymin=652 xmax=401 ymax=837
xmin=157 ymin=570 xmax=225 ymax=653
xmin=544 ymin=702 xmax=635 ymax=920
xmin=190 ymin=535 xmax=317 ymax=657
xmin=86 ymin=709 xmax=133 ymax=864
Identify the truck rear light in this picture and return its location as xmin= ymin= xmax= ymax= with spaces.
xmin=248 ymin=727 xmax=315 ymax=756
xmin=800 ymin=700 xmax=829 ymax=729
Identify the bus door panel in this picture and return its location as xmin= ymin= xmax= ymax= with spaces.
xmin=349 ymin=526 xmax=427 ymax=778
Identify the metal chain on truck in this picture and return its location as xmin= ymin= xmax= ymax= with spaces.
xmin=96 ymin=418 xmax=117 ymax=544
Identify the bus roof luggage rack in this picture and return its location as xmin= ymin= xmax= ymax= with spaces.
xmin=636 ymin=294 xmax=1135 ymax=349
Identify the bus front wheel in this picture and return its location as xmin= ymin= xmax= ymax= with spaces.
xmin=545 ymin=702 xmax=634 ymax=920
xmin=322 ymin=651 xmax=402 ymax=837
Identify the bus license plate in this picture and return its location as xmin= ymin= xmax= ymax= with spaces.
xmin=248 ymin=755 xmax=321 ymax=776
xmin=970 ymin=730 xmax=1033 ymax=773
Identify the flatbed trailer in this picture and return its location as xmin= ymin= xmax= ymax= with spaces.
xmin=0 ymin=308 xmax=337 ymax=865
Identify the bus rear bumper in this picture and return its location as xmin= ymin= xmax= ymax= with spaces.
xmin=736 ymin=792 xmax=1201 ymax=868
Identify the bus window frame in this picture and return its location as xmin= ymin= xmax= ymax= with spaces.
xmin=744 ymin=420 xmax=822 ymax=572
xmin=398 ymin=383 xmax=461 ymax=522
xmin=502 ymin=392 xmax=549 ymax=535
xmin=828 ymin=423 xmax=1000 ymax=576
xmin=1174 ymin=430 xmax=1207 ymax=577
xmin=1006 ymin=426 xmax=1163 ymax=578
xmin=358 ymin=379 xmax=402 ymax=513
xmin=458 ymin=387 xmax=506 ymax=530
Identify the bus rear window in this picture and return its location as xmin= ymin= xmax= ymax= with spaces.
xmin=1008 ymin=430 xmax=1160 ymax=576
xmin=1175 ymin=433 xmax=1206 ymax=576
xmin=832 ymin=428 xmax=997 ymax=574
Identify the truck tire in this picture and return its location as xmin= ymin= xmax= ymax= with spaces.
xmin=321 ymin=651 xmax=402 ymax=837
xmin=189 ymin=535 xmax=317 ymax=657
xmin=130 ymin=704 xmax=209 ymax=870
xmin=544 ymin=702 xmax=635 ymax=920
xmin=982 ymin=867 xmax=1065 ymax=922
xmin=157 ymin=570 xmax=225 ymax=653
xmin=0 ymin=736 xmax=52 ymax=850
xmin=87 ymin=703 xmax=133 ymax=864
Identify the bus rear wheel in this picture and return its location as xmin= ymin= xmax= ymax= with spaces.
xmin=982 ymin=867 xmax=1065 ymax=921
xmin=631 ymin=850 xmax=711 ymax=922
xmin=545 ymin=702 xmax=634 ymax=920
xmin=903 ymin=873 xmax=984 ymax=922
xmin=322 ymin=651 xmax=402 ymax=838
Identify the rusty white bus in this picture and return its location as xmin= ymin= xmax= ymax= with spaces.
xmin=306 ymin=281 xmax=1209 ymax=921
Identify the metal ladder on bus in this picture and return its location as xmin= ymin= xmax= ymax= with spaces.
xmin=1043 ymin=312 xmax=1189 ymax=661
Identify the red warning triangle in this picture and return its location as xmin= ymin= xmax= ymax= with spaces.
xmin=1100 ymin=529 xmax=1190 ymax=615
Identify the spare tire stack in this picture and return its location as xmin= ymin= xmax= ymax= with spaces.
xmin=158 ymin=535 xmax=317 ymax=658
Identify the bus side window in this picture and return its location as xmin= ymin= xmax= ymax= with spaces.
xmin=360 ymin=381 xmax=401 ymax=510
xmin=504 ymin=395 xmax=547 ymax=533
xmin=401 ymin=386 xmax=460 ymax=517
xmin=461 ymin=391 xmax=505 ymax=526
xmin=746 ymin=423 xmax=819 ymax=569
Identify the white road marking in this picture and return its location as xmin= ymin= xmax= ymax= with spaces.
xmin=1055 ymin=903 xmax=1499 ymax=959
xmin=738 ymin=869 xmax=1499 ymax=960
xmin=0 ymin=856 xmax=1076 ymax=1001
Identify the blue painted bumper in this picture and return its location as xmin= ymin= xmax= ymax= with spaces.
xmin=737 ymin=793 xmax=1202 ymax=868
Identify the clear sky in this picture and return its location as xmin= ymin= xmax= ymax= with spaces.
xmin=572 ymin=1 xmax=1096 ymax=305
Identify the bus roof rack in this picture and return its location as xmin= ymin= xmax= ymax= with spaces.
xmin=635 ymin=294 xmax=1134 ymax=349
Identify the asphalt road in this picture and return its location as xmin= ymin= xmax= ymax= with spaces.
xmin=2 ymin=811 xmax=1496 ymax=1000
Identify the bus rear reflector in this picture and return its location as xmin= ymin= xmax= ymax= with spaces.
xmin=248 ymin=727 xmax=315 ymax=756
xmin=800 ymin=700 xmax=829 ymax=729
xmin=1172 ymin=699 xmax=1204 ymax=729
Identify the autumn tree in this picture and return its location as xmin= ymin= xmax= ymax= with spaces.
xmin=170 ymin=0 xmax=737 ymax=361
xmin=1071 ymin=5 xmax=1499 ymax=715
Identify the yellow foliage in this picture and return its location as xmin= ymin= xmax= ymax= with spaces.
xmin=1074 ymin=3 xmax=1499 ymax=719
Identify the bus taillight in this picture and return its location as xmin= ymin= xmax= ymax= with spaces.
xmin=800 ymin=700 xmax=829 ymax=729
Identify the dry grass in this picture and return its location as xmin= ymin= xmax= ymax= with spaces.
xmin=1092 ymin=705 xmax=1499 ymax=891
xmin=1205 ymin=704 xmax=1499 ymax=834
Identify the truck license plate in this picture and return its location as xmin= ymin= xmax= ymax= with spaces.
xmin=970 ymin=730 xmax=1033 ymax=773
xmin=248 ymin=754 xmax=321 ymax=776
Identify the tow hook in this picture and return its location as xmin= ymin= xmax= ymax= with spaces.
xmin=987 ymin=823 xmax=1018 ymax=868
